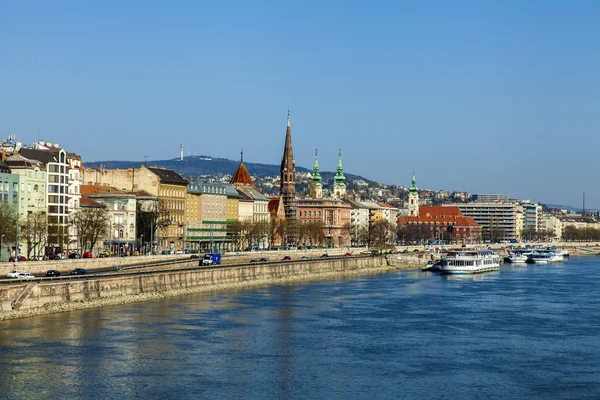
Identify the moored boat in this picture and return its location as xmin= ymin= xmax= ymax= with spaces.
xmin=506 ymin=248 xmax=533 ymax=263
xmin=526 ymin=251 xmax=564 ymax=264
xmin=439 ymin=250 xmax=501 ymax=274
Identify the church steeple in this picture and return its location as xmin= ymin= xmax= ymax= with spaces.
xmin=408 ymin=171 xmax=419 ymax=217
xmin=280 ymin=110 xmax=297 ymax=241
xmin=333 ymin=149 xmax=346 ymax=199
xmin=310 ymin=149 xmax=323 ymax=199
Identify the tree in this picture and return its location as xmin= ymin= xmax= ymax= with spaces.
xmin=71 ymin=206 xmax=110 ymax=253
xmin=136 ymin=199 xmax=168 ymax=253
xmin=340 ymin=222 xmax=351 ymax=247
xmin=249 ymin=221 xmax=269 ymax=249
xmin=307 ymin=221 xmax=326 ymax=247
xmin=0 ymin=202 xmax=17 ymax=259
xmin=521 ymin=228 xmax=537 ymax=242
xmin=267 ymin=216 xmax=280 ymax=249
xmin=369 ymin=219 xmax=396 ymax=253
xmin=350 ymin=224 xmax=369 ymax=247
xmin=20 ymin=211 xmax=47 ymax=259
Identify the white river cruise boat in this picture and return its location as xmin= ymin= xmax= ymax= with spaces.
xmin=439 ymin=250 xmax=501 ymax=274
xmin=506 ymin=249 xmax=532 ymax=263
xmin=526 ymin=251 xmax=564 ymax=264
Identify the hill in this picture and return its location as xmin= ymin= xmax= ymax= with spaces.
xmin=85 ymin=155 xmax=372 ymax=183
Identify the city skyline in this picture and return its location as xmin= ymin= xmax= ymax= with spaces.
xmin=2 ymin=1 xmax=599 ymax=207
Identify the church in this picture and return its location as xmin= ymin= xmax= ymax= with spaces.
xmin=269 ymin=112 xmax=351 ymax=247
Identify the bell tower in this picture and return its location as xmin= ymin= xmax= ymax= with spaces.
xmin=408 ymin=171 xmax=419 ymax=217
xmin=333 ymin=149 xmax=346 ymax=199
xmin=280 ymin=110 xmax=297 ymax=242
xmin=310 ymin=149 xmax=323 ymax=199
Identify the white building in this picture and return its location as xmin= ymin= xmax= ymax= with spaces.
xmin=451 ymin=202 xmax=519 ymax=241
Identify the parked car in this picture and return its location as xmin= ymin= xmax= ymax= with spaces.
xmin=82 ymin=252 xmax=93 ymax=258
xmin=345 ymin=252 xmax=352 ymax=257
xmin=7 ymin=270 xmax=25 ymax=278
xmin=301 ymin=256 xmax=309 ymax=261
xmin=9 ymin=256 xmax=27 ymax=262
xmin=18 ymin=273 xmax=35 ymax=280
xmin=70 ymin=268 xmax=87 ymax=275
xmin=360 ymin=250 xmax=372 ymax=255
xmin=402 ymin=249 xmax=409 ymax=253
xmin=282 ymin=256 xmax=292 ymax=261
xmin=320 ymin=253 xmax=329 ymax=258
xmin=68 ymin=253 xmax=81 ymax=259
xmin=413 ymin=249 xmax=420 ymax=253
xmin=46 ymin=270 xmax=61 ymax=277
xmin=190 ymin=254 xmax=200 ymax=259
xmin=250 ymin=259 xmax=259 ymax=263
xmin=259 ymin=258 xmax=268 ymax=262
xmin=50 ymin=254 xmax=64 ymax=260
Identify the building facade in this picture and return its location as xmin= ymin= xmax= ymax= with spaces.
xmin=452 ymin=202 xmax=518 ymax=241
xmin=297 ymin=198 xmax=351 ymax=247
xmin=186 ymin=182 xmax=229 ymax=252
xmin=21 ymin=144 xmax=71 ymax=254
xmin=80 ymin=185 xmax=137 ymax=255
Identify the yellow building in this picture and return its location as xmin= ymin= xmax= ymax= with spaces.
xmin=186 ymin=182 xmax=239 ymax=252
xmin=83 ymin=165 xmax=188 ymax=251
xmin=148 ymin=167 xmax=188 ymax=252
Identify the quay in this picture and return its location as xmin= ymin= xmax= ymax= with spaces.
xmin=0 ymin=250 xmax=419 ymax=321
xmin=0 ymin=242 xmax=596 ymax=321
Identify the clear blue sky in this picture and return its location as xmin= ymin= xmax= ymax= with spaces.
xmin=2 ymin=1 xmax=599 ymax=208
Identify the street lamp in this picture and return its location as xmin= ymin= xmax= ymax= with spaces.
xmin=140 ymin=234 xmax=144 ymax=255
xmin=0 ymin=234 xmax=4 ymax=262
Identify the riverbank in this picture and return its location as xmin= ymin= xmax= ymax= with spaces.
xmin=0 ymin=257 xmax=415 ymax=321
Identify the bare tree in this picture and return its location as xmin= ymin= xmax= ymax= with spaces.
xmin=20 ymin=211 xmax=47 ymax=259
xmin=307 ymin=221 xmax=326 ymax=247
xmin=136 ymin=199 xmax=168 ymax=253
xmin=71 ymin=206 xmax=110 ymax=253
xmin=369 ymin=220 xmax=396 ymax=253
xmin=0 ymin=202 xmax=17 ymax=260
xmin=267 ymin=216 xmax=280 ymax=249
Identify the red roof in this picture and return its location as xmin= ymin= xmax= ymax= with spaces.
xmin=80 ymin=195 xmax=105 ymax=208
xmin=230 ymin=162 xmax=256 ymax=188
xmin=81 ymin=184 xmax=129 ymax=195
xmin=419 ymin=206 xmax=462 ymax=217
xmin=397 ymin=206 xmax=479 ymax=228
xmin=268 ymin=198 xmax=280 ymax=214
xmin=132 ymin=190 xmax=156 ymax=198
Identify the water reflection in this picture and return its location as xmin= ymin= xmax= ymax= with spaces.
xmin=2 ymin=258 xmax=600 ymax=399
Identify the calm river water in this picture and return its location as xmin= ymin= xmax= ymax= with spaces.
xmin=1 ymin=257 xmax=600 ymax=399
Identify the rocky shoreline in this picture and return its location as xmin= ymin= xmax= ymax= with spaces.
xmin=0 ymin=262 xmax=414 ymax=322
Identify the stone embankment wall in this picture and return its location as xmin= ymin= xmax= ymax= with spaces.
xmin=0 ymin=254 xmax=192 ymax=275
xmin=0 ymin=248 xmax=360 ymax=276
xmin=0 ymin=256 xmax=405 ymax=318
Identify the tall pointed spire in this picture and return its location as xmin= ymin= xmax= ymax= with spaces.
xmin=280 ymin=110 xmax=297 ymax=239
xmin=240 ymin=149 xmax=244 ymax=164
xmin=333 ymin=149 xmax=347 ymax=199
xmin=312 ymin=148 xmax=322 ymax=184
xmin=334 ymin=149 xmax=346 ymax=184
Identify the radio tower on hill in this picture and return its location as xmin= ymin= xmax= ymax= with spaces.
xmin=180 ymin=142 xmax=184 ymax=161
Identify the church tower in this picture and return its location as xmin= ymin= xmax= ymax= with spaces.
xmin=280 ymin=111 xmax=297 ymax=240
xmin=310 ymin=149 xmax=323 ymax=199
xmin=333 ymin=149 xmax=346 ymax=199
xmin=408 ymin=171 xmax=419 ymax=217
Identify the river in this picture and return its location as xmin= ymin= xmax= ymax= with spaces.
xmin=1 ymin=257 xmax=600 ymax=399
